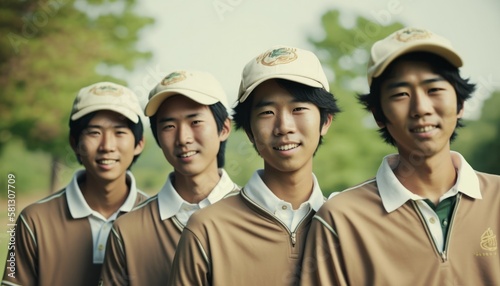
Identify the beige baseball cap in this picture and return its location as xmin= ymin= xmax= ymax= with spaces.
xmin=70 ymin=82 xmax=143 ymax=123
xmin=238 ymin=45 xmax=330 ymax=102
xmin=145 ymin=70 xmax=228 ymax=116
xmin=367 ymin=27 xmax=463 ymax=85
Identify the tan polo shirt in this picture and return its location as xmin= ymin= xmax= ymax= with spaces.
xmin=169 ymin=170 xmax=327 ymax=286
xmin=301 ymin=152 xmax=500 ymax=285
xmin=1 ymin=170 xmax=148 ymax=286
xmin=99 ymin=169 xmax=240 ymax=286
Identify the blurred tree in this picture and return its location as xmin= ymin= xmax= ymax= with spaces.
xmin=308 ymin=11 xmax=405 ymax=195
xmin=0 ymin=0 xmax=154 ymax=192
xmin=456 ymin=91 xmax=500 ymax=174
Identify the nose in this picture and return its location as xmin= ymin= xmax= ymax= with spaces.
xmin=99 ymin=131 xmax=117 ymax=152
xmin=176 ymin=123 xmax=193 ymax=145
xmin=410 ymin=89 xmax=433 ymax=118
xmin=274 ymin=111 xmax=296 ymax=136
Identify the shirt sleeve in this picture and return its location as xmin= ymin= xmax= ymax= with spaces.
xmin=168 ymin=228 xmax=210 ymax=286
xmin=2 ymin=213 xmax=38 ymax=286
xmin=99 ymin=226 xmax=129 ymax=286
xmin=300 ymin=214 xmax=348 ymax=286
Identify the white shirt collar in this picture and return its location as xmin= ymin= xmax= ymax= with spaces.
xmin=378 ymin=151 xmax=481 ymax=213
xmin=158 ymin=169 xmax=237 ymax=220
xmin=66 ymin=169 xmax=140 ymax=219
xmin=244 ymin=169 xmax=325 ymax=213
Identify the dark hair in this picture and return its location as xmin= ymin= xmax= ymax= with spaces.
xmin=149 ymin=101 xmax=229 ymax=168
xmin=69 ymin=111 xmax=144 ymax=168
xmin=232 ymin=79 xmax=340 ymax=153
xmin=358 ymin=52 xmax=476 ymax=146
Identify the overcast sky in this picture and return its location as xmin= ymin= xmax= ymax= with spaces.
xmin=127 ymin=0 xmax=500 ymax=120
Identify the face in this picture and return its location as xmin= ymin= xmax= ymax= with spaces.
xmin=379 ymin=60 xmax=464 ymax=159
xmin=249 ymin=79 xmax=332 ymax=174
xmin=155 ymin=95 xmax=230 ymax=177
xmin=75 ymin=110 xmax=144 ymax=183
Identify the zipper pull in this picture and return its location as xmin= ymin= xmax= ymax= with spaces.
xmin=441 ymin=251 xmax=447 ymax=261
xmin=291 ymin=232 xmax=296 ymax=247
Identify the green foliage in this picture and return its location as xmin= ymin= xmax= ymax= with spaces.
xmin=0 ymin=0 xmax=154 ymax=157
xmin=455 ymin=92 xmax=500 ymax=174
xmin=307 ymin=11 xmax=403 ymax=195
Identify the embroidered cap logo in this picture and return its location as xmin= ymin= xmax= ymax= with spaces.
xmin=257 ymin=47 xmax=298 ymax=67
xmin=161 ymin=71 xmax=187 ymax=86
xmin=90 ymin=85 xmax=123 ymax=97
xmin=394 ymin=28 xmax=432 ymax=42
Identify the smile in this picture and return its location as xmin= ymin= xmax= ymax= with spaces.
xmin=411 ymin=126 xmax=437 ymax=133
xmin=179 ymin=151 xmax=197 ymax=158
xmin=97 ymin=159 xmax=117 ymax=165
xmin=274 ymin=143 xmax=300 ymax=151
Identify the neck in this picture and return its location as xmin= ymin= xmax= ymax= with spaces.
xmin=174 ymin=168 xmax=221 ymax=204
xmin=79 ymin=172 xmax=130 ymax=219
xmin=262 ymin=164 xmax=314 ymax=210
xmin=394 ymin=151 xmax=457 ymax=205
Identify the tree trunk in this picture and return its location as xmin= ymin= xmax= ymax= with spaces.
xmin=49 ymin=155 xmax=61 ymax=193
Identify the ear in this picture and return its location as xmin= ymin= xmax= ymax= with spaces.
xmin=245 ymin=129 xmax=255 ymax=144
xmin=320 ymin=114 xmax=333 ymax=136
xmin=457 ymin=100 xmax=465 ymax=119
xmin=218 ymin=118 xmax=232 ymax=142
xmin=133 ymin=136 xmax=146 ymax=156
xmin=371 ymin=107 xmax=385 ymax=128
xmin=69 ymin=136 xmax=79 ymax=154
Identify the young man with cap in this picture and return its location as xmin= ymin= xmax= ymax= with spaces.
xmin=169 ymin=46 xmax=340 ymax=285
xmin=99 ymin=70 xmax=239 ymax=285
xmin=300 ymin=27 xmax=500 ymax=285
xmin=2 ymin=82 xmax=148 ymax=286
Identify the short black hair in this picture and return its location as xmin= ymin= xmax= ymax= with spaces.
xmin=149 ymin=101 xmax=229 ymax=168
xmin=232 ymin=79 xmax=340 ymax=153
xmin=358 ymin=52 xmax=476 ymax=146
xmin=69 ymin=111 xmax=144 ymax=168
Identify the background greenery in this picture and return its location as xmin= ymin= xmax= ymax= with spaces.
xmin=1 ymin=0 xmax=499 ymax=271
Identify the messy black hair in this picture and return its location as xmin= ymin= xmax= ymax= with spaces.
xmin=149 ymin=101 xmax=229 ymax=168
xmin=69 ymin=111 xmax=144 ymax=168
xmin=233 ymin=79 xmax=340 ymax=153
xmin=358 ymin=52 xmax=476 ymax=146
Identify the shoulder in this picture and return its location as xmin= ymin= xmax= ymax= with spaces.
xmin=476 ymin=171 xmax=500 ymax=197
xmin=115 ymin=196 xmax=158 ymax=226
xmin=135 ymin=189 xmax=150 ymax=203
xmin=187 ymin=194 xmax=244 ymax=227
xmin=21 ymin=188 xmax=67 ymax=217
xmin=328 ymin=178 xmax=378 ymax=203
xmin=318 ymin=178 xmax=379 ymax=216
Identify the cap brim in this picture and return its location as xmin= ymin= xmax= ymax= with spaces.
xmin=71 ymin=106 xmax=140 ymax=123
xmin=145 ymin=89 xmax=222 ymax=116
xmin=239 ymin=75 xmax=324 ymax=103
xmin=369 ymin=43 xmax=463 ymax=83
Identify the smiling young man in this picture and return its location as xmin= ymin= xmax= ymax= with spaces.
xmin=2 ymin=82 xmax=148 ymax=286
xmin=99 ymin=70 xmax=239 ymax=285
xmin=168 ymin=46 xmax=340 ymax=286
xmin=300 ymin=27 xmax=500 ymax=285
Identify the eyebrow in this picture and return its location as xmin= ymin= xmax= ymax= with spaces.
xmin=385 ymin=76 xmax=447 ymax=90
xmin=158 ymin=113 xmax=201 ymax=123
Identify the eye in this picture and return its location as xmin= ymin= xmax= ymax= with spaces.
xmin=293 ymin=107 xmax=308 ymax=112
xmin=259 ymin=110 xmax=274 ymax=116
xmin=116 ymin=129 xmax=129 ymax=135
xmin=162 ymin=124 xmax=174 ymax=130
xmin=85 ymin=129 xmax=100 ymax=136
xmin=192 ymin=120 xmax=203 ymax=126
xmin=392 ymin=92 xmax=409 ymax=98
xmin=428 ymin=87 xmax=444 ymax=94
